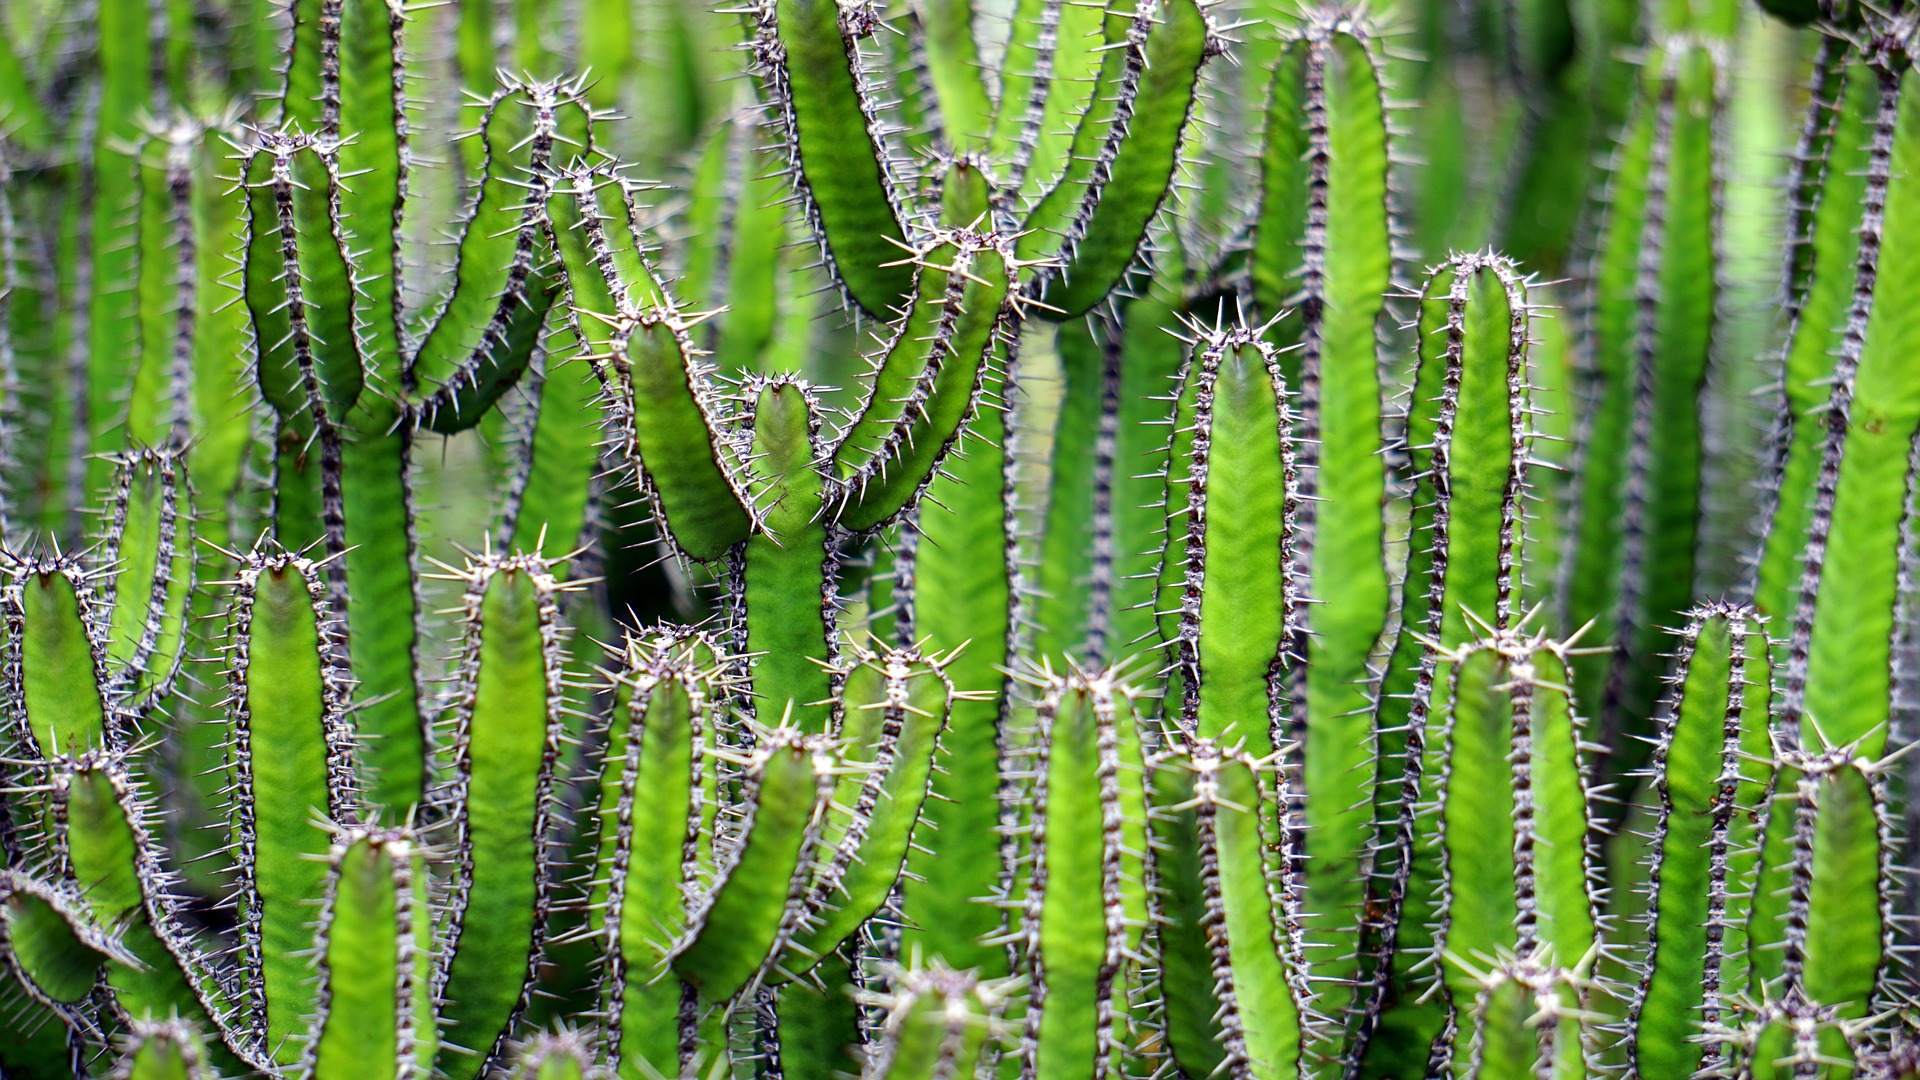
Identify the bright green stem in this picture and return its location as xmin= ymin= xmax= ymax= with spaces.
xmin=2 ymin=557 xmax=114 ymax=763
xmin=1156 ymin=325 xmax=1299 ymax=759
xmin=782 ymin=643 xmax=952 ymax=975
xmin=1372 ymin=635 xmax=1601 ymax=1075
xmin=223 ymin=550 xmax=356 ymax=1064
xmin=755 ymin=0 xmax=915 ymax=319
xmin=1780 ymin=44 xmax=1920 ymax=758
xmin=433 ymin=554 xmax=572 ymax=1079
xmin=593 ymin=629 xmax=718 ymax=1078
xmin=101 ymin=448 xmax=193 ymax=717
xmin=411 ymin=77 xmax=587 ymax=393
xmin=1031 ymin=0 xmax=1209 ymax=319
xmin=607 ymin=295 xmax=754 ymax=563
xmin=1750 ymin=747 xmax=1892 ymax=1044
xmin=830 ymin=217 xmax=1017 ymax=535
xmin=1565 ymin=38 xmax=1722 ymax=759
xmin=895 ymin=346 xmax=1014 ymax=976
xmin=1 ymin=869 xmax=141 ymax=1007
xmin=1019 ymin=668 xmax=1150 ymax=1080
xmin=1250 ymin=6 xmax=1395 ymax=1018
xmin=742 ymin=377 xmax=834 ymax=733
xmin=1149 ymin=738 xmax=1310 ymax=1080
xmin=670 ymin=728 xmax=836 ymax=1004
xmin=338 ymin=430 xmax=427 ymax=814
xmin=1623 ymin=603 xmax=1773 ymax=1078
xmin=115 ymin=1021 xmax=215 ymax=1080
xmin=511 ymin=1034 xmax=597 ymax=1080
xmin=1359 ymin=253 xmax=1535 ymax=1064
xmin=56 ymin=757 xmax=248 ymax=1072
xmin=304 ymin=830 xmax=435 ymax=1080
xmin=331 ymin=0 xmax=407 ymax=389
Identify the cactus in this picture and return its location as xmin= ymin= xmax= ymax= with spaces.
xmin=12 ymin=1 xmax=1920 ymax=1078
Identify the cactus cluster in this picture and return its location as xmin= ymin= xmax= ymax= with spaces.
xmin=3 ymin=0 xmax=1920 ymax=1076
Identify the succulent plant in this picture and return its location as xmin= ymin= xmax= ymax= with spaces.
xmin=3 ymin=0 xmax=1920 ymax=1078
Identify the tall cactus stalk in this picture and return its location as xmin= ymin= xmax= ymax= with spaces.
xmin=1248 ymin=6 xmax=1399 ymax=1022
xmin=1617 ymin=601 xmax=1773 ymax=1078
xmin=1564 ymin=33 xmax=1726 ymax=771
xmin=1357 ymin=251 xmax=1538 ymax=1074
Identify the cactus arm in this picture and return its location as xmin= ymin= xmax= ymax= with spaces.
xmin=1249 ymin=9 xmax=1397 ymax=1022
xmin=287 ymin=145 xmax=367 ymax=419
xmin=303 ymin=830 xmax=436 ymax=1080
xmin=991 ymin=0 xmax=1113 ymax=197
xmin=1 ymin=870 xmax=141 ymax=1008
xmin=3 ymin=557 xmax=115 ymax=760
xmin=895 ymin=348 xmax=1016 ymax=975
xmin=512 ymin=1034 xmax=596 ymax=1080
xmin=830 ymin=226 xmax=1017 ymax=533
xmin=502 ymin=165 xmax=633 ymax=556
xmin=1021 ymin=670 xmax=1150 ymax=1080
xmin=1793 ymin=47 xmax=1920 ymax=756
xmin=432 ymin=554 xmax=572 ymax=1079
xmin=1359 ymin=254 xmax=1534 ymax=1068
xmin=1604 ymin=41 xmax=1721 ymax=755
xmin=741 ymin=378 xmax=835 ymax=733
xmin=1149 ymin=741 xmax=1309 ymax=1080
xmin=670 ymin=729 xmax=836 ymax=1003
xmin=222 ymin=551 xmax=358 ymax=1063
xmin=595 ymin=632 xmax=713 ymax=1078
xmin=1017 ymin=8 xmax=1129 ymax=262
xmin=410 ymin=79 xmax=584 ymax=394
xmin=126 ymin=130 xmax=193 ymax=448
xmin=99 ymin=448 xmax=193 ymax=713
xmin=55 ymin=759 xmax=253 ymax=1072
xmin=1753 ymin=52 xmax=1873 ymax=625
xmin=331 ymin=0 xmax=408 ymax=390
xmin=83 ymin=0 xmax=152 ymax=489
xmin=1461 ymin=961 xmax=1584 ymax=1080
xmin=239 ymin=134 xmax=364 ymax=421
xmin=916 ymin=0 xmax=993 ymax=148
xmin=1778 ymin=753 xmax=1892 ymax=1030
xmin=754 ymin=0 xmax=915 ymax=319
xmin=1031 ymin=318 xmax=1111 ymax=662
xmin=239 ymin=143 xmax=307 ymax=426
xmin=1031 ymin=0 xmax=1208 ymax=319
xmin=415 ymin=277 xmax=561 ymax=436
xmin=783 ymin=645 xmax=952 ymax=972
xmin=1624 ymin=605 xmax=1772 ymax=1078
xmin=1158 ymin=326 xmax=1300 ymax=759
